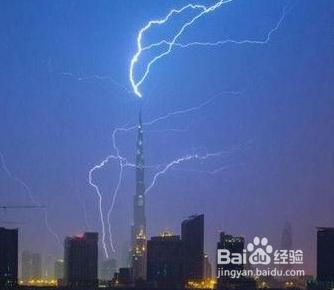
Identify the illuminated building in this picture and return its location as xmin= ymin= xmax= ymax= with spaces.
xmin=23 ymin=279 xmax=57 ymax=287
xmin=0 ymin=227 xmax=18 ymax=288
xmin=147 ymin=233 xmax=184 ymax=288
xmin=317 ymin=227 xmax=334 ymax=282
xmin=131 ymin=110 xmax=147 ymax=281
xmin=204 ymin=254 xmax=212 ymax=279
xmin=21 ymin=251 xmax=42 ymax=283
xmin=217 ymin=232 xmax=244 ymax=273
xmin=181 ymin=214 xmax=204 ymax=281
xmin=186 ymin=279 xmax=216 ymax=289
xmin=216 ymin=232 xmax=255 ymax=290
xmin=64 ymin=232 xmax=98 ymax=287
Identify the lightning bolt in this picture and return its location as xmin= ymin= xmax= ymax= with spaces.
xmin=144 ymin=150 xmax=226 ymax=194
xmin=89 ymin=0 xmax=287 ymax=258
xmin=171 ymin=7 xmax=287 ymax=49
xmin=145 ymin=141 xmax=252 ymax=193
xmin=88 ymin=154 xmax=121 ymax=258
xmin=130 ymin=0 xmax=289 ymax=97
xmin=88 ymin=150 xmax=136 ymax=257
xmin=60 ymin=72 xmax=133 ymax=96
xmin=88 ymin=92 xmax=242 ymax=258
xmin=0 ymin=152 xmax=61 ymax=247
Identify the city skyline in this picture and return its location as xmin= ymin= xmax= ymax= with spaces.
xmin=0 ymin=0 xmax=334 ymax=279
xmin=2 ymin=223 xmax=333 ymax=288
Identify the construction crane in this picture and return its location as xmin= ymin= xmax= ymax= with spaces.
xmin=0 ymin=220 xmax=23 ymax=225
xmin=0 ymin=205 xmax=45 ymax=210
xmin=0 ymin=206 xmax=44 ymax=226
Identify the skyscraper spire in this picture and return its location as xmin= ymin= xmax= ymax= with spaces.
xmin=136 ymin=107 xmax=144 ymax=190
xmin=131 ymin=107 xmax=147 ymax=280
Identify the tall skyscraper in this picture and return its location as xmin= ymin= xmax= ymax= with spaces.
xmin=317 ymin=227 xmax=334 ymax=282
xmin=64 ymin=232 xmax=98 ymax=288
xmin=147 ymin=232 xmax=184 ymax=288
xmin=131 ymin=110 xmax=147 ymax=280
xmin=203 ymin=254 xmax=212 ymax=279
xmin=181 ymin=214 xmax=204 ymax=281
xmin=281 ymin=221 xmax=293 ymax=250
xmin=217 ymin=232 xmax=244 ymax=273
xmin=280 ymin=221 xmax=293 ymax=273
xmin=117 ymin=268 xmax=132 ymax=285
xmin=0 ymin=227 xmax=18 ymax=288
xmin=216 ymin=232 xmax=256 ymax=290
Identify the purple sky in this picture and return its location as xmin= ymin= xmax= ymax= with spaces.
xmin=0 ymin=0 xmax=334 ymax=277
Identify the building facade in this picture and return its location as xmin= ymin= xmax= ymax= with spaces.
xmin=181 ymin=214 xmax=204 ymax=282
xmin=317 ymin=227 xmax=334 ymax=282
xmin=21 ymin=251 xmax=42 ymax=283
xmin=117 ymin=268 xmax=132 ymax=285
xmin=147 ymin=233 xmax=184 ymax=288
xmin=203 ymin=254 xmax=212 ymax=279
xmin=0 ymin=227 xmax=18 ymax=288
xmin=217 ymin=232 xmax=244 ymax=273
xmin=280 ymin=221 xmax=293 ymax=273
xmin=64 ymin=232 xmax=98 ymax=287
xmin=216 ymin=232 xmax=256 ymax=289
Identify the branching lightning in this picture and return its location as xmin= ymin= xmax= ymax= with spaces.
xmin=60 ymin=72 xmax=133 ymax=95
xmin=151 ymin=8 xmax=287 ymax=49
xmin=145 ymin=150 xmax=225 ymax=194
xmin=130 ymin=0 xmax=288 ymax=98
xmin=90 ymin=0 xmax=290 ymax=258
xmin=88 ymin=156 xmax=113 ymax=257
xmin=0 ymin=0 xmax=291 ymax=263
xmin=88 ymin=144 xmax=136 ymax=257
xmin=0 ymin=152 xmax=61 ymax=247
xmin=88 ymin=92 xmax=242 ymax=258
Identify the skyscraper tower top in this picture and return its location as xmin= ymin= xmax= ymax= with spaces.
xmin=281 ymin=221 xmax=293 ymax=250
xmin=136 ymin=107 xmax=145 ymax=192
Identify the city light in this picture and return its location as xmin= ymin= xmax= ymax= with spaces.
xmin=19 ymin=279 xmax=58 ymax=286
xmin=187 ymin=279 xmax=216 ymax=289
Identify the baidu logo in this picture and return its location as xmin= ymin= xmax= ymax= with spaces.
xmin=247 ymin=236 xmax=273 ymax=265
xmin=217 ymin=235 xmax=305 ymax=278
xmin=217 ymin=236 xmax=303 ymax=266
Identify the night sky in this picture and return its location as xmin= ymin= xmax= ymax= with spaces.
xmin=1 ymin=0 xmax=334 ymax=276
